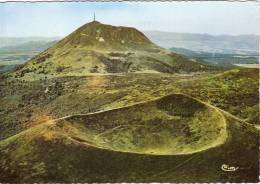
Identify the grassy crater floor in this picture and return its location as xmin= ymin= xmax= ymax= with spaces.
xmin=56 ymin=93 xmax=227 ymax=155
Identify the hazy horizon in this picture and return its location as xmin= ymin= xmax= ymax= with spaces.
xmin=0 ymin=2 xmax=259 ymax=37
xmin=1 ymin=31 xmax=259 ymax=39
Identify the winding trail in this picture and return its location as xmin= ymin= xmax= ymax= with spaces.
xmin=51 ymin=92 xmax=253 ymax=130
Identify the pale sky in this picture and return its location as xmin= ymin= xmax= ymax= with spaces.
xmin=0 ymin=1 xmax=259 ymax=37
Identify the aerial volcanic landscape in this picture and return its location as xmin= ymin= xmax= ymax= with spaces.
xmin=0 ymin=21 xmax=259 ymax=182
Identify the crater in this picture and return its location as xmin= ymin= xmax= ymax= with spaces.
xmin=58 ymin=94 xmax=227 ymax=155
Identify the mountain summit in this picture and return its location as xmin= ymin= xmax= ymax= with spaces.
xmin=56 ymin=21 xmax=153 ymax=50
xmin=11 ymin=21 xmax=216 ymax=78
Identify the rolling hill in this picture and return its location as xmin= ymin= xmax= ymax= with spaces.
xmin=169 ymin=47 xmax=258 ymax=67
xmin=0 ymin=37 xmax=59 ymax=48
xmin=0 ymin=41 xmax=58 ymax=54
xmin=144 ymin=31 xmax=259 ymax=55
xmin=0 ymin=41 xmax=58 ymax=74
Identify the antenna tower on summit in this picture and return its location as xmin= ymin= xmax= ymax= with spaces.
xmin=94 ymin=12 xmax=96 ymax=21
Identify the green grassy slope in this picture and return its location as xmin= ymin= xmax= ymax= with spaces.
xmin=181 ymin=68 xmax=259 ymax=124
